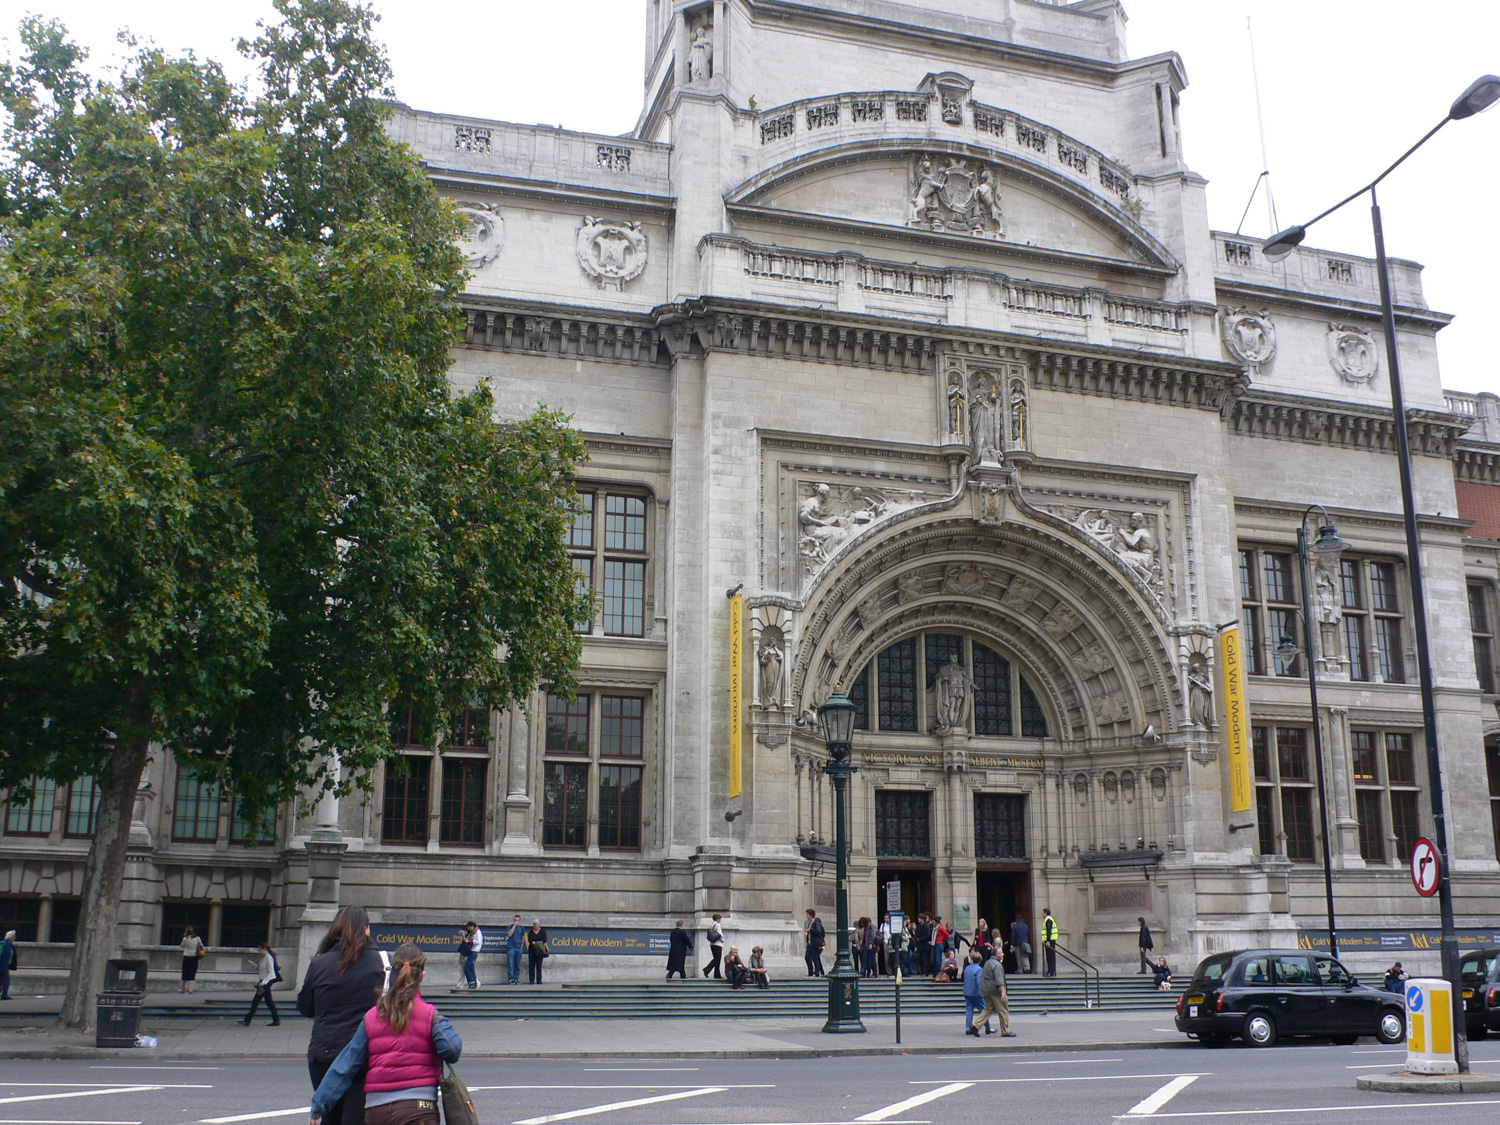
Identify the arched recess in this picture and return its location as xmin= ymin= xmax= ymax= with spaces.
xmin=791 ymin=509 xmax=1182 ymax=740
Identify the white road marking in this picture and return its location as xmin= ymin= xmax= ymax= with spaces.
xmin=0 ymin=1084 xmax=212 ymax=1089
xmin=1115 ymin=1099 xmax=1500 ymax=1119
xmin=471 ymin=1084 xmax=773 ymax=1091
xmin=1351 ymin=1048 xmax=1405 ymax=1054
xmin=1345 ymin=1064 xmax=1401 ymax=1069
xmin=0 ymin=1119 xmax=142 ymax=1125
xmin=913 ymin=1073 xmax=1210 ymax=1085
xmin=1123 ymin=1076 xmax=1198 ymax=1117
xmin=514 ymin=1086 xmax=728 ymax=1125
xmin=1013 ymin=1058 xmax=1125 ymax=1065
xmin=856 ymin=1082 xmax=974 ymax=1122
xmin=0 ymin=1088 xmax=160 ymax=1107
xmin=200 ymin=1109 xmax=311 ymax=1124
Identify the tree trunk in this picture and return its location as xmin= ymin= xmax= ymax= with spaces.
xmin=57 ymin=730 xmax=152 ymax=1031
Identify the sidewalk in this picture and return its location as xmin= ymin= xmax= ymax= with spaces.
xmin=0 ymin=1006 xmax=1188 ymax=1061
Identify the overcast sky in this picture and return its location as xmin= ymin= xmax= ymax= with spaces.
xmin=7 ymin=0 xmax=1496 ymax=394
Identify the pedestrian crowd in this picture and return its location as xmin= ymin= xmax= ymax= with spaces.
xmin=794 ymin=908 xmax=1054 ymax=980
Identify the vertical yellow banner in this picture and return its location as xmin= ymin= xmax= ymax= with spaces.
xmin=728 ymin=594 xmax=744 ymax=799
xmin=1219 ymin=624 xmax=1252 ymax=813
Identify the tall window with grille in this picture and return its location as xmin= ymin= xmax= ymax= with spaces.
xmin=65 ymin=777 xmax=100 ymax=838
xmin=855 ymin=632 xmax=1048 ymax=737
xmin=1487 ymin=739 xmax=1500 ymax=862
xmin=381 ymin=756 xmax=431 ymax=845
xmin=1471 ymin=583 xmax=1497 ymax=694
xmin=1385 ymin=732 xmax=1421 ymax=862
xmin=4 ymin=777 xmax=56 ymax=837
xmin=542 ymin=690 xmax=647 ymax=850
xmin=1336 ymin=557 xmax=1410 ymax=682
xmin=566 ymin=490 xmax=649 ymax=637
xmin=1351 ymin=731 xmax=1385 ymax=863
xmin=1351 ymin=727 xmax=1423 ymax=864
xmin=1250 ymin=725 xmax=1315 ymax=861
xmin=1238 ymin=548 xmax=1300 ymax=677
xmin=875 ymin=790 xmax=931 ymax=857
xmin=172 ymin=765 xmax=222 ymax=843
xmin=974 ymin=794 xmax=1026 ymax=858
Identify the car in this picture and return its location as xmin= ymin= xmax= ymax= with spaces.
xmin=1174 ymin=948 xmax=1406 ymax=1047
xmin=1460 ymin=947 xmax=1500 ymax=1038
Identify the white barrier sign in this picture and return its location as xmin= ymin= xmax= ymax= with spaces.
xmin=1406 ymin=977 xmax=1458 ymax=1075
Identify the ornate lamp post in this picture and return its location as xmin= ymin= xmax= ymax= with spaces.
xmin=817 ymin=689 xmax=865 ymax=1033
xmin=1273 ymin=507 xmax=1349 ymax=960
xmin=1263 ymin=73 xmax=1500 ymax=1074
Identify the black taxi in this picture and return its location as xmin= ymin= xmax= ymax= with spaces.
xmin=1460 ymin=947 xmax=1500 ymax=1037
xmin=1174 ymin=949 xmax=1406 ymax=1047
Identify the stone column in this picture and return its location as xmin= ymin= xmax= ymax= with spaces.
xmin=1324 ymin=707 xmax=1361 ymax=867
xmin=297 ymin=752 xmax=346 ymax=986
xmin=500 ymin=703 xmax=538 ymax=855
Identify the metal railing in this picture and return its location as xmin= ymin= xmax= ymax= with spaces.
xmin=1049 ymin=943 xmax=1103 ymax=1009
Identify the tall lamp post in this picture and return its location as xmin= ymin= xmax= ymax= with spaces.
xmin=817 ymin=689 xmax=865 ymax=1033
xmin=1273 ymin=507 xmax=1350 ymax=960
xmin=1263 ymin=73 xmax=1500 ymax=1075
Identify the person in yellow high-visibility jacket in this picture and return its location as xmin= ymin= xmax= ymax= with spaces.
xmin=1041 ymin=909 xmax=1059 ymax=977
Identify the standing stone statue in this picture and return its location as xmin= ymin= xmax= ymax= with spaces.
xmin=1009 ymin=381 xmax=1027 ymax=449
xmin=759 ymin=639 xmax=784 ymax=709
xmin=1186 ymin=655 xmax=1214 ymax=729
xmin=934 ymin=655 xmax=974 ymax=732
xmin=946 ymin=370 xmax=966 ymax=441
xmin=689 ymin=22 xmax=713 ymax=83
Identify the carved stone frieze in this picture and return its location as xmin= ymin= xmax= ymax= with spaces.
xmin=896 ymin=572 xmax=925 ymax=604
xmin=1328 ymin=323 xmax=1379 ymax=385
xmin=577 ymin=217 xmax=648 ymax=290
xmin=454 ymin=201 xmax=503 ymax=268
xmin=1067 ymin=508 xmax=1165 ymax=593
xmin=1001 ymin=575 xmax=1041 ymax=608
xmin=941 ymin=562 xmax=991 ymax=596
xmin=1220 ymin=308 xmax=1277 ymax=371
xmin=797 ymin=481 xmax=932 ymax=578
xmin=1076 ymin=645 xmax=1113 ymax=674
xmin=908 ymin=154 xmax=1005 ymax=239
xmin=1041 ymin=604 xmax=1082 ymax=640
xmin=1092 ymin=694 xmax=1130 ymax=725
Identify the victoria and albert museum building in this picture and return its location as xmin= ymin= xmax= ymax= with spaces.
xmin=5 ymin=0 xmax=1500 ymax=983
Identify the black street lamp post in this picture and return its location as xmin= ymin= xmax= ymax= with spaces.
xmin=1274 ymin=508 xmax=1350 ymax=961
xmin=1263 ymin=72 xmax=1500 ymax=1075
xmin=817 ymin=689 xmax=865 ymax=1033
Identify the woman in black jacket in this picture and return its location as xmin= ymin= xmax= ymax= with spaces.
xmin=296 ymin=905 xmax=386 ymax=1125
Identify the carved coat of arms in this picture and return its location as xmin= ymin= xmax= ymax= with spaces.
xmin=908 ymin=154 xmax=1005 ymax=239
xmin=455 ymin=201 xmax=503 ymax=268
xmin=1328 ymin=323 xmax=1378 ymax=384
xmin=1220 ymin=308 xmax=1277 ymax=371
xmin=577 ymin=217 xmax=648 ymax=290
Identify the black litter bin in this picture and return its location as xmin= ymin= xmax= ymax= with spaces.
xmin=96 ymin=958 xmax=149 ymax=1048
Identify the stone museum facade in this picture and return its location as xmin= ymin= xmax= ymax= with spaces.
xmin=5 ymin=0 xmax=1500 ymax=984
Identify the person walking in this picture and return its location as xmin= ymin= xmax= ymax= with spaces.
xmin=298 ymin=904 xmax=387 ymax=1125
xmin=1040 ymin=908 xmax=1059 ymax=977
xmin=702 ymin=913 xmax=724 ymax=979
xmin=1137 ymin=917 xmax=1154 ymax=974
xmin=525 ymin=919 xmax=549 ymax=984
xmin=505 ymin=915 xmax=525 ymax=985
xmin=748 ymin=946 xmax=770 ymax=990
xmin=962 ymin=950 xmax=987 ymax=1036
xmin=665 ymin=920 xmax=693 ymax=980
xmin=308 ymin=943 xmax=461 ymax=1125
xmin=240 ymin=941 xmax=282 ymax=1026
xmin=976 ymin=946 xmax=1015 ymax=1036
xmin=1009 ymin=915 xmax=1030 ymax=975
xmin=180 ymin=925 xmax=206 ymax=993
xmin=0 ymin=930 xmax=16 ymax=1000
xmin=460 ymin=922 xmax=483 ymax=989
xmin=803 ymin=909 xmax=825 ymax=977
xmin=931 ymin=917 xmax=949 ymax=977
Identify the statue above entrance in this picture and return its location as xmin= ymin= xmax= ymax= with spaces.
xmin=933 ymin=654 xmax=974 ymax=733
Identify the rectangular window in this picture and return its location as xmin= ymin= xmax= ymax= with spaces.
xmin=381 ymin=756 xmax=431 ymax=845
xmin=1471 ymin=584 xmax=1496 ymax=694
xmin=231 ymin=796 xmax=274 ymax=846
xmin=447 ymin=706 xmax=490 ymax=751
xmin=571 ymin=556 xmax=593 ymax=632
xmin=542 ymin=761 xmax=588 ymax=848
xmin=1391 ymin=790 xmax=1421 ymax=864
xmin=545 ymin=694 xmax=590 ymax=754
xmin=875 ymin=790 xmax=930 ymax=857
xmin=1386 ymin=733 xmax=1415 ymax=785
xmin=219 ymin=903 xmax=272 ymax=948
xmin=973 ymin=644 xmax=1012 ymax=736
xmin=877 ymin=638 xmax=918 ymax=732
xmin=1281 ymin=788 xmax=1315 ymax=862
xmin=50 ymin=898 xmax=82 ymax=944
xmin=1255 ymin=788 xmax=1277 ymax=856
xmin=1269 ymin=607 xmax=1299 ymax=677
xmin=566 ymin=492 xmax=595 ymax=548
xmin=1339 ymin=559 xmax=1363 ymax=609
xmin=598 ymin=765 xmax=642 ymax=850
xmin=850 ymin=667 xmax=870 ymax=731
xmin=1355 ymin=789 xmax=1385 ymax=863
xmin=1276 ymin=727 xmax=1308 ymax=781
xmin=974 ymin=793 xmax=1026 ymax=858
xmin=1263 ymin=553 xmax=1294 ymax=603
xmin=1242 ymin=609 xmax=1264 ymax=677
xmin=1239 ymin=549 xmax=1257 ymax=601
xmin=1375 ymin=617 xmax=1404 ymax=683
xmin=600 ymin=696 xmax=644 ymax=757
xmin=172 ymin=766 xmax=221 ymax=843
xmin=1370 ymin=563 xmax=1399 ymax=611
xmin=439 ymin=758 xmax=486 ymax=846
xmin=1252 ymin=725 xmax=1271 ymax=781
xmin=159 ymin=900 xmax=212 ymax=946
xmin=604 ymin=494 xmax=647 ymax=551
xmin=1350 ymin=731 xmax=1378 ymax=782
xmin=0 ymin=896 xmax=41 ymax=943
xmin=1342 ymin=615 xmax=1368 ymax=681
xmin=603 ymin=559 xmax=645 ymax=636
xmin=65 ymin=777 xmax=100 ymax=838
xmin=5 ymin=776 xmax=56 ymax=836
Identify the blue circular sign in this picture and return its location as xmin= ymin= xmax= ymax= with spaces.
xmin=1406 ymin=984 xmax=1423 ymax=1011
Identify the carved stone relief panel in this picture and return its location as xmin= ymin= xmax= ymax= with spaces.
xmin=795 ymin=481 xmax=935 ymax=581
xmin=1000 ymin=575 xmax=1041 ymax=609
xmin=896 ymin=571 xmax=925 ymax=604
xmin=1041 ymin=603 xmax=1082 ymax=640
xmin=454 ymin=201 xmax=503 ymax=268
xmin=577 ymin=217 xmax=648 ymax=290
xmin=908 ymin=154 xmax=1006 ymax=239
xmin=1069 ymin=508 xmax=1165 ymax=594
xmin=940 ymin=562 xmax=991 ymax=596
xmin=1220 ymin=307 xmax=1276 ymax=372
xmin=939 ymin=354 xmax=1029 ymax=464
xmin=1328 ymin=323 xmax=1379 ymax=384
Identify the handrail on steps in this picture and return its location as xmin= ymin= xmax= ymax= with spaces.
xmin=1050 ymin=943 xmax=1102 ymax=1009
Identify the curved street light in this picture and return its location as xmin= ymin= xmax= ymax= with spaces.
xmin=817 ymin=688 xmax=865 ymax=1033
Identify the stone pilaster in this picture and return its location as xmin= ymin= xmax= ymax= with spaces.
xmin=500 ymin=704 xmax=538 ymax=855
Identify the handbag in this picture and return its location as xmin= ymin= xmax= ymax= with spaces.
xmin=439 ymin=1063 xmax=479 ymax=1125
xmin=536 ymin=940 xmax=550 ymax=958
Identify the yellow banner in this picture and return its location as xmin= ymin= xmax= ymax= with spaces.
xmin=728 ymin=594 xmax=744 ymax=799
xmin=1219 ymin=625 xmax=1252 ymax=813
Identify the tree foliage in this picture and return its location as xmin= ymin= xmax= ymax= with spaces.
xmin=0 ymin=0 xmax=586 ymax=1027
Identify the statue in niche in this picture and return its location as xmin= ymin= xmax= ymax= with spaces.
xmin=1314 ymin=566 xmax=1341 ymax=661
xmin=968 ymin=378 xmax=1002 ymax=463
xmin=689 ymin=21 xmax=713 ymax=83
xmin=946 ymin=369 xmax=966 ymax=441
xmin=1186 ymin=653 xmax=1214 ymax=729
xmin=933 ymin=655 xmax=974 ymax=732
xmin=758 ymin=637 xmax=784 ymax=709
xmin=1009 ymin=380 xmax=1028 ymax=448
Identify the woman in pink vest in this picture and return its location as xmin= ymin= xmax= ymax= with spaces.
xmin=308 ymin=943 xmax=461 ymax=1125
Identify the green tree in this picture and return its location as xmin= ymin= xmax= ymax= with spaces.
xmin=0 ymin=0 xmax=586 ymax=1029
